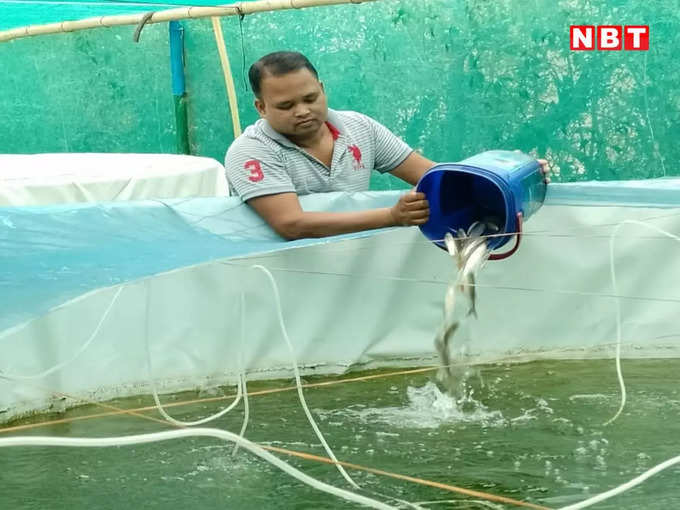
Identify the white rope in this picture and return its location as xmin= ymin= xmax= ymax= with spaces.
xmin=246 ymin=266 xmax=423 ymax=509
xmin=558 ymin=453 xmax=680 ymax=509
xmin=143 ymin=279 xmax=244 ymax=427
xmin=232 ymin=292 xmax=250 ymax=456
xmin=0 ymin=285 xmax=124 ymax=381
xmin=548 ymin=219 xmax=680 ymax=508
xmin=250 ymin=264 xmax=360 ymax=489
xmin=0 ymin=428 xmax=397 ymax=510
xmin=231 ymin=372 xmax=249 ymax=456
xmin=603 ymin=220 xmax=680 ymax=426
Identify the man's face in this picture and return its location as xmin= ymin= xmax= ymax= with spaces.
xmin=255 ymin=68 xmax=328 ymax=138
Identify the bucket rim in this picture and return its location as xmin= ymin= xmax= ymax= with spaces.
xmin=415 ymin=164 xmax=517 ymax=251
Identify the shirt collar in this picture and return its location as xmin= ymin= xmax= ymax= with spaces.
xmin=260 ymin=118 xmax=293 ymax=147
xmin=326 ymin=109 xmax=346 ymax=137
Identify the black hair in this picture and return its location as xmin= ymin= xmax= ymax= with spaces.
xmin=248 ymin=51 xmax=319 ymax=97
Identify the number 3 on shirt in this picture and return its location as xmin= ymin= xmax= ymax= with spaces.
xmin=245 ymin=160 xmax=264 ymax=182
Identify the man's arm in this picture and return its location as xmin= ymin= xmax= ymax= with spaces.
xmin=248 ymin=191 xmax=429 ymax=240
xmin=389 ymin=151 xmax=437 ymax=186
xmin=245 ymin=150 xmax=436 ymax=240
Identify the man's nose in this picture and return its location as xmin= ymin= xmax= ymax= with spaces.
xmin=294 ymin=104 xmax=311 ymax=117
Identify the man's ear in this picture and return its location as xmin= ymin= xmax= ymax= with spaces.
xmin=320 ymin=81 xmax=325 ymax=93
xmin=254 ymin=98 xmax=266 ymax=118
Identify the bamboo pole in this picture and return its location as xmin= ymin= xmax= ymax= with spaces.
xmin=211 ymin=17 xmax=242 ymax=140
xmin=0 ymin=0 xmax=376 ymax=43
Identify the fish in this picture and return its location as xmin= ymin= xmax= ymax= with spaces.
xmin=462 ymin=241 xmax=489 ymax=280
xmin=482 ymin=215 xmax=502 ymax=229
xmin=452 ymin=228 xmax=469 ymax=292
xmin=445 ymin=231 xmax=466 ymax=272
xmin=482 ymin=217 xmax=501 ymax=243
xmin=443 ymin=234 xmax=463 ymax=322
xmin=461 ymin=236 xmax=487 ymax=259
xmin=454 ymin=229 xmax=486 ymax=319
xmin=443 ymin=232 xmax=458 ymax=259
xmin=436 ymin=220 xmax=495 ymax=392
xmin=485 ymin=221 xmax=500 ymax=233
xmin=436 ymin=222 xmax=491 ymax=378
xmin=461 ymin=240 xmax=489 ymax=319
xmin=444 ymin=281 xmax=456 ymax=321
xmin=467 ymin=221 xmax=486 ymax=238
xmin=460 ymin=247 xmax=483 ymax=317
xmin=466 ymin=272 xmax=478 ymax=319
xmin=435 ymin=320 xmax=460 ymax=379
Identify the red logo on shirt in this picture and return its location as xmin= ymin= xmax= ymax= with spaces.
xmin=348 ymin=145 xmax=364 ymax=170
xmin=245 ymin=160 xmax=264 ymax=182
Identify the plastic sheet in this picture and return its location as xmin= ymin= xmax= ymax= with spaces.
xmin=0 ymin=153 xmax=229 ymax=206
xmin=3 ymin=179 xmax=680 ymax=422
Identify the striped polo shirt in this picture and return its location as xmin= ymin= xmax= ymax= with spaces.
xmin=224 ymin=109 xmax=412 ymax=201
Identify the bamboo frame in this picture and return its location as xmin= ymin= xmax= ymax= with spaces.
xmin=211 ymin=17 xmax=242 ymax=139
xmin=0 ymin=0 xmax=376 ymax=43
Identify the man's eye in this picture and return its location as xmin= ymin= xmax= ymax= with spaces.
xmin=277 ymin=103 xmax=293 ymax=110
xmin=304 ymin=95 xmax=318 ymax=103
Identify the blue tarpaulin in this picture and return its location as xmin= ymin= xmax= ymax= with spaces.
xmin=0 ymin=191 xmax=400 ymax=330
xmin=3 ymin=179 xmax=680 ymax=332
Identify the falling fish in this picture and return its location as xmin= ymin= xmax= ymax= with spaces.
xmin=461 ymin=236 xmax=487 ymax=260
xmin=439 ymin=234 xmax=462 ymax=377
xmin=434 ymin=320 xmax=460 ymax=379
xmin=461 ymin=241 xmax=489 ymax=281
xmin=441 ymin=234 xmax=459 ymax=338
xmin=464 ymin=273 xmax=478 ymax=319
xmin=444 ymin=280 xmax=456 ymax=320
xmin=455 ymin=230 xmax=484 ymax=319
xmin=444 ymin=231 xmax=466 ymax=274
xmin=436 ymin=220 xmax=499 ymax=392
xmin=443 ymin=232 xmax=459 ymax=261
xmin=461 ymin=240 xmax=490 ymax=319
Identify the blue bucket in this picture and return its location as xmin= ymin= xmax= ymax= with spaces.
xmin=416 ymin=150 xmax=547 ymax=258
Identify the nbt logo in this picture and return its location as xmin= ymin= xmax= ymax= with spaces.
xmin=570 ymin=25 xmax=649 ymax=51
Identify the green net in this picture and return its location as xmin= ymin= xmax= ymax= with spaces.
xmin=0 ymin=0 xmax=677 ymax=185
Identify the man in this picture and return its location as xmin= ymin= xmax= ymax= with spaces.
xmin=225 ymin=51 xmax=548 ymax=240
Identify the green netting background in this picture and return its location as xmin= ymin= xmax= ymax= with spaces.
xmin=0 ymin=0 xmax=677 ymax=188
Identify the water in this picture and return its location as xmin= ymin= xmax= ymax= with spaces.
xmin=2 ymin=359 xmax=680 ymax=509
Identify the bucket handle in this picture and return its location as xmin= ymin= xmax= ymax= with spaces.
xmin=488 ymin=212 xmax=523 ymax=261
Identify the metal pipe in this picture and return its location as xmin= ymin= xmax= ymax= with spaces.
xmin=169 ymin=21 xmax=190 ymax=155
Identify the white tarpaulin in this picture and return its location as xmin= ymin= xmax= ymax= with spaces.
xmin=0 ymin=153 xmax=229 ymax=205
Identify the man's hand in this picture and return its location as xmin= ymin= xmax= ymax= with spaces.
xmin=513 ymin=150 xmax=551 ymax=184
xmin=390 ymin=190 xmax=430 ymax=226
xmin=537 ymin=158 xmax=551 ymax=184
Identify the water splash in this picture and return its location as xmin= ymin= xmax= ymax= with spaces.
xmin=332 ymin=382 xmax=505 ymax=429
